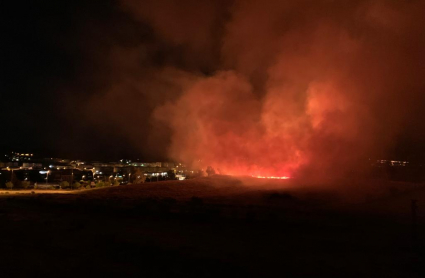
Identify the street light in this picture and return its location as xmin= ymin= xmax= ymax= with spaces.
xmin=46 ymin=170 xmax=50 ymax=184
xmin=7 ymin=167 xmax=15 ymax=183
xmin=71 ymin=169 xmax=74 ymax=190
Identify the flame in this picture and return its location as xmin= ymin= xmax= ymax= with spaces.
xmin=253 ymin=175 xmax=290 ymax=180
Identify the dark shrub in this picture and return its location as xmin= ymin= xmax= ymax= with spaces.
xmin=60 ymin=181 xmax=70 ymax=189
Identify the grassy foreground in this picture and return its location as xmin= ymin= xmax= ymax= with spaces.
xmin=0 ymin=176 xmax=424 ymax=277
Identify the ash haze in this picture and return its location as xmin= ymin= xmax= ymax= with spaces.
xmin=3 ymin=0 xmax=425 ymax=173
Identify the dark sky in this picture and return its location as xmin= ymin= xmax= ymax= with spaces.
xmin=2 ymin=0 xmax=425 ymax=169
xmin=2 ymin=0 xmax=153 ymax=160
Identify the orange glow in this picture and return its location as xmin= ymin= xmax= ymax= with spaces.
xmin=253 ymin=176 xmax=290 ymax=180
xmin=148 ymin=1 xmax=425 ymax=180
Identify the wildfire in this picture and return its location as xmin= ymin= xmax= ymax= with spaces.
xmin=253 ymin=176 xmax=290 ymax=180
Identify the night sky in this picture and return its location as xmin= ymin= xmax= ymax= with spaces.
xmin=2 ymin=0 xmax=425 ymax=170
xmin=2 ymin=0 xmax=156 ymax=160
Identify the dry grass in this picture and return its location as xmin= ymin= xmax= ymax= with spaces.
xmin=0 ymin=175 xmax=424 ymax=277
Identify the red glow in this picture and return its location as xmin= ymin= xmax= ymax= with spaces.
xmin=150 ymin=1 xmax=419 ymax=179
xmin=253 ymin=176 xmax=291 ymax=180
xmin=90 ymin=0 xmax=425 ymax=181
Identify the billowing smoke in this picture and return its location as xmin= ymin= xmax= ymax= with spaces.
xmin=87 ymin=0 xmax=425 ymax=178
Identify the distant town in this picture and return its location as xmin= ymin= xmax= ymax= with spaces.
xmin=0 ymin=151 xmax=203 ymax=189
xmin=1 ymin=151 xmax=425 ymax=190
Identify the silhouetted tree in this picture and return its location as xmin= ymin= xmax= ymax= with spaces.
xmin=167 ymin=170 xmax=176 ymax=180
xmin=60 ymin=181 xmax=70 ymax=189
xmin=5 ymin=181 xmax=13 ymax=190
xmin=206 ymin=166 xmax=216 ymax=176
xmin=96 ymin=181 xmax=105 ymax=188
xmin=21 ymin=181 xmax=30 ymax=189
xmin=133 ymin=170 xmax=146 ymax=184
xmin=73 ymin=182 xmax=82 ymax=189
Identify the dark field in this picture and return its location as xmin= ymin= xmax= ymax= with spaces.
xmin=1 ymin=176 xmax=425 ymax=277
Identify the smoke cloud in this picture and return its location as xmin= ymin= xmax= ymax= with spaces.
xmin=86 ymin=0 xmax=425 ymax=177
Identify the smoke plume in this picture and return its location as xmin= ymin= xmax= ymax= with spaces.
xmin=87 ymin=0 xmax=425 ymax=177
